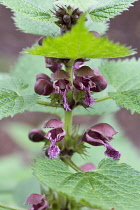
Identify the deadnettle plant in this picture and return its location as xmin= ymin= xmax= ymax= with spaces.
xmin=0 ymin=1 xmax=136 ymax=208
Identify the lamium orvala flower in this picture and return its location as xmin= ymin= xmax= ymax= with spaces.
xmin=25 ymin=193 xmax=48 ymax=210
xmin=82 ymin=123 xmax=121 ymax=159
xmin=44 ymin=119 xmax=66 ymax=159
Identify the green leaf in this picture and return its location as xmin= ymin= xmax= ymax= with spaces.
xmin=90 ymin=0 xmax=138 ymax=21
xmin=26 ymin=16 xmax=134 ymax=59
xmin=109 ymin=89 xmax=140 ymax=114
xmin=0 ymin=87 xmax=38 ymax=118
xmin=0 ymin=0 xmax=57 ymax=36
xmin=0 ymin=0 xmax=53 ymax=22
xmin=34 ymin=157 xmax=140 ymax=210
xmin=100 ymin=58 xmax=140 ymax=113
xmin=13 ymin=13 xmax=60 ymax=36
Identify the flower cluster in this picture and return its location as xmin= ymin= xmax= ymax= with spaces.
xmin=34 ymin=61 xmax=107 ymax=111
xmin=54 ymin=6 xmax=83 ymax=34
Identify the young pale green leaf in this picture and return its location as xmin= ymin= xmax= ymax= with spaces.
xmin=26 ymin=16 xmax=134 ymax=59
xmin=13 ymin=14 xmax=60 ymax=36
xmin=90 ymin=0 xmax=138 ymax=21
xmin=100 ymin=58 xmax=140 ymax=113
xmin=34 ymin=157 xmax=140 ymax=210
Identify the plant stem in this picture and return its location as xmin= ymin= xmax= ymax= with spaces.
xmin=37 ymin=100 xmax=61 ymax=108
xmin=63 ymin=157 xmax=84 ymax=172
xmin=95 ymin=95 xmax=110 ymax=103
xmin=64 ymin=59 xmax=75 ymax=136
xmin=64 ymin=110 xmax=72 ymax=136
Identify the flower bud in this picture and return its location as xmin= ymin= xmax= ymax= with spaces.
xmin=45 ymin=57 xmax=62 ymax=72
xmin=90 ymin=75 xmax=107 ymax=92
xmin=55 ymin=7 xmax=66 ymax=17
xmin=28 ymin=129 xmax=44 ymax=142
xmin=72 ymin=8 xmax=83 ymax=16
xmin=34 ymin=79 xmax=53 ymax=96
xmin=36 ymin=73 xmax=51 ymax=81
xmin=63 ymin=14 xmax=71 ymax=23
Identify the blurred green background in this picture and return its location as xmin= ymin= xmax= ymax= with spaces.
xmin=0 ymin=1 xmax=140 ymax=209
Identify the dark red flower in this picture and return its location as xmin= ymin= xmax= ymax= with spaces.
xmin=25 ymin=194 xmax=48 ymax=210
xmin=82 ymin=123 xmax=121 ymax=159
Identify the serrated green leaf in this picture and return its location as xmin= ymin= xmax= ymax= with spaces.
xmin=100 ymin=58 xmax=140 ymax=113
xmin=0 ymin=0 xmax=53 ymax=22
xmin=109 ymin=89 xmax=140 ymax=114
xmin=26 ymin=16 xmax=134 ymax=59
xmin=13 ymin=13 xmax=60 ymax=36
xmin=0 ymin=0 xmax=57 ymax=36
xmin=34 ymin=157 xmax=140 ymax=210
xmin=90 ymin=0 xmax=138 ymax=21
xmin=0 ymin=88 xmax=38 ymax=118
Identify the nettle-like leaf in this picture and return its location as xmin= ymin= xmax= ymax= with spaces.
xmin=109 ymin=89 xmax=140 ymax=114
xmin=26 ymin=16 xmax=134 ymax=59
xmin=0 ymin=0 xmax=58 ymax=36
xmin=90 ymin=0 xmax=138 ymax=21
xmin=0 ymin=0 xmax=53 ymax=22
xmin=0 ymin=87 xmax=38 ymax=119
xmin=100 ymin=58 xmax=140 ymax=113
xmin=13 ymin=14 xmax=60 ymax=36
xmin=34 ymin=157 xmax=140 ymax=210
